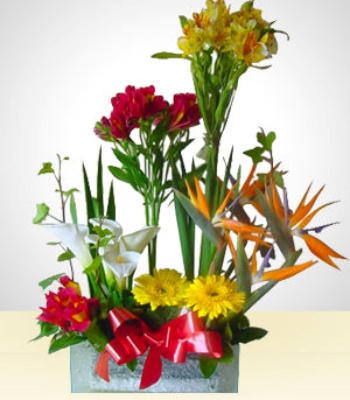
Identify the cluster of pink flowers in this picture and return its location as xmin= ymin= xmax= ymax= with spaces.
xmin=38 ymin=276 xmax=98 ymax=333
xmin=94 ymin=85 xmax=201 ymax=140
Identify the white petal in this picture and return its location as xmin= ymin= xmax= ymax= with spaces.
xmin=89 ymin=218 xmax=123 ymax=241
xmin=102 ymin=250 xmax=140 ymax=279
xmin=121 ymin=226 xmax=160 ymax=253
xmin=43 ymin=223 xmax=93 ymax=268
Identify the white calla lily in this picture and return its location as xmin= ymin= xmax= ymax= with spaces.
xmin=89 ymin=218 xmax=123 ymax=243
xmin=88 ymin=218 xmax=160 ymax=254
xmin=121 ymin=226 xmax=160 ymax=253
xmin=102 ymin=250 xmax=140 ymax=291
xmin=43 ymin=223 xmax=93 ymax=268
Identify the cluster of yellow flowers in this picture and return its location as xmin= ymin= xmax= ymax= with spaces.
xmin=178 ymin=0 xmax=277 ymax=65
xmin=132 ymin=268 xmax=245 ymax=320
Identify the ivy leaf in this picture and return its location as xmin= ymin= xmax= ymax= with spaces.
xmin=38 ymin=162 xmax=54 ymax=175
xmin=32 ymin=203 xmax=50 ymax=224
xmin=38 ymin=273 xmax=65 ymax=290
xmin=257 ymin=130 xmax=276 ymax=151
xmin=243 ymin=146 xmax=264 ymax=163
xmin=57 ymin=250 xmax=75 ymax=262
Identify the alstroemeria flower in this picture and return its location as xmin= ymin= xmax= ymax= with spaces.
xmin=97 ymin=85 xmax=168 ymax=141
xmin=177 ymin=0 xmax=279 ymax=65
xmin=38 ymin=275 xmax=98 ymax=332
xmin=167 ymin=93 xmax=201 ymax=132
xmin=43 ymin=223 xmax=93 ymax=268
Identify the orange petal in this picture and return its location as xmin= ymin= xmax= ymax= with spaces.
xmin=290 ymin=184 xmax=325 ymax=227
xmin=297 ymin=201 xmax=336 ymax=229
xmin=261 ymin=260 xmax=317 ymax=281
xmin=221 ymin=218 xmax=267 ymax=236
xmin=216 ymin=182 xmax=238 ymax=216
xmin=225 ymin=231 xmax=237 ymax=267
xmin=194 ymin=177 xmax=210 ymax=219
xmin=301 ymin=233 xmax=346 ymax=269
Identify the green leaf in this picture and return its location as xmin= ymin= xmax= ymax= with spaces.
xmin=69 ymin=193 xmax=78 ymax=224
xmin=32 ymin=203 xmax=50 ymax=224
xmin=255 ymin=188 xmax=295 ymax=259
xmin=151 ymin=51 xmax=184 ymax=59
xmin=243 ymin=146 xmax=264 ymax=163
xmin=174 ymin=190 xmax=223 ymax=247
xmin=237 ymin=327 xmax=268 ymax=344
xmin=97 ymin=147 xmax=104 ymax=217
xmin=38 ymin=273 xmax=64 ymax=290
xmin=57 ymin=250 xmax=75 ymax=262
xmin=49 ymin=334 xmax=85 ymax=353
xmin=109 ymin=166 xmax=136 ymax=187
xmin=236 ymin=236 xmax=252 ymax=296
xmin=31 ymin=321 xmax=59 ymax=341
xmin=84 ymin=319 xmax=109 ymax=352
xmin=83 ymin=163 xmax=95 ymax=222
xmin=83 ymin=256 xmax=102 ymax=274
xmin=56 ymin=188 xmax=79 ymax=197
xmin=106 ymin=182 xmax=116 ymax=220
xmin=199 ymin=356 xmax=218 ymax=378
xmin=179 ymin=15 xmax=189 ymax=28
xmin=38 ymin=162 xmax=54 ymax=175
xmin=257 ymin=130 xmax=276 ymax=151
xmin=126 ymin=358 xmax=138 ymax=372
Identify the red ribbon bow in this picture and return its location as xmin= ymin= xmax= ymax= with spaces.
xmin=95 ymin=307 xmax=223 ymax=389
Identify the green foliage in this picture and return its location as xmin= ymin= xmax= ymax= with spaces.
xmin=230 ymin=314 xmax=268 ymax=345
xmin=49 ymin=333 xmax=86 ymax=353
xmin=199 ymin=355 xmax=218 ymax=378
xmin=244 ymin=129 xmax=277 ymax=162
xmin=236 ymin=237 xmax=252 ymax=297
xmin=38 ymin=162 xmax=54 ymax=175
xmin=57 ymin=250 xmax=75 ymax=262
xmin=38 ymin=273 xmax=64 ymax=290
xmin=31 ymin=321 xmax=59 ymax=341
xmin=32 ymin=203 xmax=50 ymax=224
xmin=174 ymin=189 xmax=223 ymax=247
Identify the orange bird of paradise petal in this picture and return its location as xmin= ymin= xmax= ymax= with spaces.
xmin=261 ymin=260 xmax=318 ymax=282
xmin=301 ymin=233 xmax=346 ymax=269
xmin=185 ymin=177 xmax=210 ymax=219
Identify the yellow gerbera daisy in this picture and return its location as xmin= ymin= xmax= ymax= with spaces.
xmin=132 ymin=269 xmax=188 ymax=311
xmin=185 ymin=275 xmax=245 ymax=320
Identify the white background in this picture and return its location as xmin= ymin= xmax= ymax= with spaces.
xmin=1 ymin=0 xmax=349 ymax=310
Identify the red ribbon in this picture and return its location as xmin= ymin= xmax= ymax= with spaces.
xmin=95 ymin=307 xmax=223 ymax=389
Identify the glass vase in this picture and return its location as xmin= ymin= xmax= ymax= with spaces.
xmin=70 ymin=341 xmax=239 ymax=393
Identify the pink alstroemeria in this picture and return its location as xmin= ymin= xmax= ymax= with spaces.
xmin=167 ymin=93 xmax=201 ymax=132
xmin=38 ymin=276 xmax=98 ymax=332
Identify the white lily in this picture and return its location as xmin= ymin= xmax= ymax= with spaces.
xmin=89 ymin=218 xmax=160 ymax=254
xmin=43 ymin=223 xmax=93 ymax=268
xmin=102 ymin=250 xmax=140 ymax=280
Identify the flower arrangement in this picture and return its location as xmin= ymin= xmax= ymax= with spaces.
xmin=33 ymin=0 xmax=346 ymax=392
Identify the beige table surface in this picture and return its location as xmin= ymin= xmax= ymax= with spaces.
xmin=0 ymin=311 xmax=349 ymax=399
